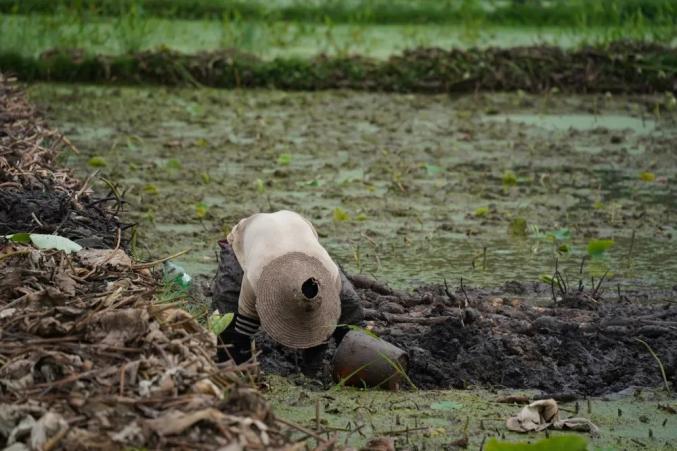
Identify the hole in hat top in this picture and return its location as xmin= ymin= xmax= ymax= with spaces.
xmin=301 ymin=277 xmax=319 ymax=300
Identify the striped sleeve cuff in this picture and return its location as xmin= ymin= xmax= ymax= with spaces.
xmin=235 ymin=314 xmax=260 ymax=336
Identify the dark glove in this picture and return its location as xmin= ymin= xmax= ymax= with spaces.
xmin=336 ymin=268 xmax=365 ymax=345
xmin=301 ymin=343 xmax=328 ymax=378
xmin=333 ymin=325 xmax=351 ymax=345
xmin=217 ymin=313 xmax=258 ymax=364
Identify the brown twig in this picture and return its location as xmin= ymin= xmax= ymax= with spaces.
xmin=276 ymin=417 xmax=329 ymax=444
xmin=132 ymin=248 xmax=191 ymax=269
xmin=634 ymin=338 xmax=671 ymax=395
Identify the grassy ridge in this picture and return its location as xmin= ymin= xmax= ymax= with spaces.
xmin=2 ymin=0 xmax=676 ymax=26
xmin=3 ymin=43 xmax=675 ymax=93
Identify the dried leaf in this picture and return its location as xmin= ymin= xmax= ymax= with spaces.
xmin=29 ymin=412 xmax=68 ymax=450
xmin=553 ymin=417 xmax=600 ymax=435
xmin=0 ymin=307 xmax=16 ymax=319
xmin=78 ymin=249 xmax=132 ymax=269
xmin=110 ymin=421 xmax=145 ymax=443
xmin=506 ymin=399 xmax=559 ymax=432
xmin=157 ymin=308 xmax=201 ymax=334
xmin=145 ymin=408 xmax=227 ymax=436
xmin=194 ymin=378 xmax=224 ymax=399
xmin=496 ymin=395 xmax=530 ymax=404
xmin=0 ymin=403 xmax=45 ymax=438
xmin=506 ymin=399 xmax=598 ymax=436
xmin=87 ymin=309 xmax=149 ymax=346
xmin=54 ymin=270 xmax=77 ymax=296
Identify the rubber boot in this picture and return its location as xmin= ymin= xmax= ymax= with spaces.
xmin=301 ymin=343 xmax=328 ymax=378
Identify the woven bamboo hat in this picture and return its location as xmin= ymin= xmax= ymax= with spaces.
xmin=256 ymin=252 xmax=341 ymax=349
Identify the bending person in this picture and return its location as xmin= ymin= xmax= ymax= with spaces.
xmin=211 ymin=210 xmax=364 ymax=376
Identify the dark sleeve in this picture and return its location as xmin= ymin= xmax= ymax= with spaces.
xmin=211 ymin=240 xmax=244 ymax=315
xmin=334 ymin=267 xmax=365 ymax=344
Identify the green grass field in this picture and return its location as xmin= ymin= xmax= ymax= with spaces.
xmin=2 ymin=0 xmax=676 ymax=26
xmin=0 ymin=0 xmax=675 ymax=61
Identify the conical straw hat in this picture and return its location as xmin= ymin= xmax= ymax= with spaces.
xmin=256 ymin=252 xmax=340 ymax=349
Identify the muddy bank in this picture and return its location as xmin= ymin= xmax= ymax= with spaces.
xmin=6 ymin=41 xmax=677 ymax=93
xmin=252 ymin=275 xmax=677 ymax=396
xmin=0 ymin=74 xmax=123 ymax=248
xmin=0 ymin=74 xmax=295 ymax=450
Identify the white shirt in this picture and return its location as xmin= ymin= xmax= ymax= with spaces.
xmin=227 ymin=210 xmax=340 ymax=319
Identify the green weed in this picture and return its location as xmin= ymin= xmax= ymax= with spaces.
xmin=332 ymin=207 xmax=350 ymax=222
xmin=115 ymin=1 xmax=150 ymax=53
xmin=88 ymin=155 xmax=107 ymax=167
xmin=588 ymin=239 xmax=615 ymax=257
xmin=485 ymin=435 xmax=587 ymax=451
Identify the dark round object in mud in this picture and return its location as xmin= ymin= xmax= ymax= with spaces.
xmin=332 ymin=330 xmax=409 ymax=390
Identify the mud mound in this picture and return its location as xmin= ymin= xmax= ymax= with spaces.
xmin=356 ymin=279 xmax=677 ymax=396
xmin=0 ymin=73 xmax=123 ymax=248
xmin=4 ymin=41 xmax=675 ymax=93
xmin=253 ymin=276 xmax=676 ymax=396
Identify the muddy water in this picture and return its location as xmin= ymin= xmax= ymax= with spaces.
xmin=264 ymin=375 xmax=676 ymax=450
xmin=29 ymin=84 xmax=676 ymax=293
xmin=28 ymin=84 xmax=677 ymax=449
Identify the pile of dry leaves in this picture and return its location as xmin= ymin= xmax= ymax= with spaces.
xmin=0 ymin=244 xmax=291 ymax=450
xmin=0 ymin=73 xmax=295 ymax=450
xmin=0 ymin=74 xmax=77 ymax=191
xmin=0 ymin=73 xmax=121 ymax=249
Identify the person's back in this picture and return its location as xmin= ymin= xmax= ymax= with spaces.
xmin=231 ymin=210 xmax=339 ymax=287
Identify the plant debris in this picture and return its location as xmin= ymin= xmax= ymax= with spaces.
xmin=3 ymin=41 xmax=676 ymax=94
xmin=505 ymin=398 xmax=599 ymax=435
xmin=0 ymin=73 xmax=123 ymax=249
xmin=0 ymin=73 xmax=295 ymax=450
xmin=0 ymin=244 xmax=293 ymax=449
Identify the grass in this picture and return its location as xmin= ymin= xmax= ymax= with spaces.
xmin=634 ymin=337 xmax=672 ymax=396
xmin=0 ymin=0 xmax=675 ymax=27
xmin=3 ymin=13 xmax=674 ymax=62
xmin=0 ymin=0 xmax=675 ymax=61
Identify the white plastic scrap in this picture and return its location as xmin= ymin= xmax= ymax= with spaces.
xmin=506 ymin=398 xmax=600 ymax=436
xmin=5 ymin=234 xmax=82 ymax=253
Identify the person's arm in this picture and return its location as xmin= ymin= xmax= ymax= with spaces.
xmin=333 ymin=267 xmax=365 ymax=344
xmin=217 ymin=277 xmax=260 ymax=364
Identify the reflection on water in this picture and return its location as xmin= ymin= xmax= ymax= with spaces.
xmin=485 ymin=113 xmax=656 ymax=134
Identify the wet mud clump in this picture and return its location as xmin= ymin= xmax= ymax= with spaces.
xmin=357 ymin=277 xmax=677 ymax=396
xmin=253 ymin=274 xmax=676 ymax=396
